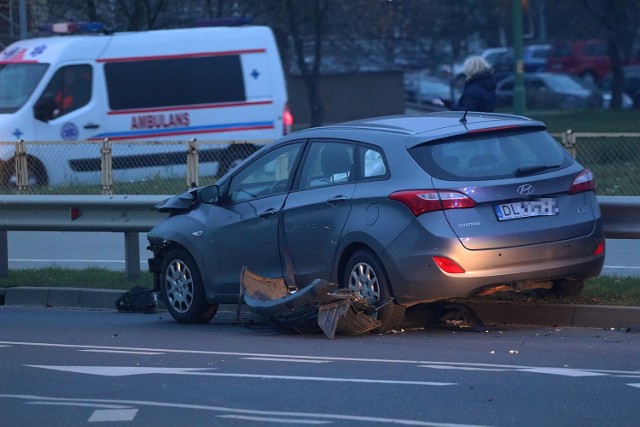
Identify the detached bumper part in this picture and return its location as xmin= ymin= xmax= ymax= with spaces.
xmin=239 ymin=267 xmax=381 ymax=339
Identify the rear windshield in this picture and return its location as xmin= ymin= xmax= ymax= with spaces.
xmin=409 ymin=129 xmax=573 ymax=181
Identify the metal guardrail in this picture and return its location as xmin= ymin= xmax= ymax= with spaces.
xmin=0 ymin=195 xmax=170 ymax=279
xmin=0 ymin=195 xmax=637 ymax=280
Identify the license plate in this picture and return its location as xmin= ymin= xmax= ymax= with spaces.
xmin=494 ymin=198 xmax=558 ymax=221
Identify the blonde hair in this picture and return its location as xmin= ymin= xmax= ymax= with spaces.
xmin=463 ymin=56 xmax=492 ymax=80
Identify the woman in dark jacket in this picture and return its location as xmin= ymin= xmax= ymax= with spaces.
xmin=453 ymin=56 xmax=497 ymax=113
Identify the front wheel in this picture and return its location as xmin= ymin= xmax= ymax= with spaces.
xmin=160 ymin=248 xmax=218 ymax=323
xmin=342 ymin=250 xmax=404 ymax=332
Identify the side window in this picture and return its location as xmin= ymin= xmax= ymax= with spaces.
xmin=227 ymin=142 xmax=302 ymax=202
xmin=38 ymin=65 xmax=92 ymax=119
xmin=362 ymin=146 xmax=387 ymax=178
xmin=104 ymin=55 xmax=245 ymax=110
xmin=299 ymin=141 xmax=354 ymax=190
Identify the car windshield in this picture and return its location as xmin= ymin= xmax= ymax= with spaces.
xmin=0 ymin=63 xmax=48 ymax=113
xmin=409 ymin=129 xmax=572 ymax=181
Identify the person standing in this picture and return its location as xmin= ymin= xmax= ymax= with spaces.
xmin=451 ymin=56 xmax=497 ymax=113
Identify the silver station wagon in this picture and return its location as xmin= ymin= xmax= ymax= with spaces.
xmin=148 ymin=112 xmax=605 ymax=332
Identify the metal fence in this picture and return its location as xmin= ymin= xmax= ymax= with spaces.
xmin=1 ymin=132 xmax=639 ymax=196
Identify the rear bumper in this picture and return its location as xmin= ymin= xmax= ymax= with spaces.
xmin=381 ymin=219 xmax=605 ymax=306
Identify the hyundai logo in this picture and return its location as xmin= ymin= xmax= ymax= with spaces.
xmin=517 ymin=184 xmax=535 ymax=196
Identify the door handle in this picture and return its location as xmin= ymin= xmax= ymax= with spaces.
xmin=84 ymin=123 xmax=100 ymax=129
xmin=258 ymin=208 xmax=278 ymax=219
xmin=327 ymin=195 xmax=348 ymax=205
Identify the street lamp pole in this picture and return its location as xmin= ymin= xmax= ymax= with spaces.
xmin=512 ymin=0 xmax=525 ymax=115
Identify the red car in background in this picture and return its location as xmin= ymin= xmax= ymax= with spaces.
xmin=547 ymin=39 xmax=640 ymax=84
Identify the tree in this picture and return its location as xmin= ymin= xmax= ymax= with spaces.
xmin=578 ymin=0 xmax=639 ymax=109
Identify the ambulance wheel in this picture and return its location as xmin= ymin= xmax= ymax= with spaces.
xmin=3 ymin=157 xmax=48 ymax=188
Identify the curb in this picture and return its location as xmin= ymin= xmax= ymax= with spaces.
xmin=1 ymin=287 xmax=639 ymax=329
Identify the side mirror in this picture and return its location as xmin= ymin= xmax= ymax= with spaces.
xmin=34 ymin=94 xmax=57 ymax=122
xmin=198 ymin=184 xmax=220 ymax=204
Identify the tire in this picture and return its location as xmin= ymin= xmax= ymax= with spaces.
xmin=160 ymin=248 xmax=218 ymax=323
xmin=342 ymin=249 xmax=405 ymax=332
xmin=5 ymin=156 xmax=48 ymax=187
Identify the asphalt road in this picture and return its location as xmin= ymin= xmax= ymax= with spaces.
xmin=1 ymin=305 xmax=639 ymax=426
xmin=6 ymin=231 xmax=640 ymax=277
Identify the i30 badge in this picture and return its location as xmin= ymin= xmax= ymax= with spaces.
xmin=517 ymin=184 xmax=535 ymax=196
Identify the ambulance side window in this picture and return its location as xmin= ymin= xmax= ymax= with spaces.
xmin=35 ymin=65 xmax=92 ymax=121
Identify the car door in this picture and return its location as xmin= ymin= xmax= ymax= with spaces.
xmin=203 ymin=141 xmax=304 ymax=296
xmin=33 ymin=63 xmax=103 ymax=141
xmin=282 ymin=140 xmax=356 ymax=286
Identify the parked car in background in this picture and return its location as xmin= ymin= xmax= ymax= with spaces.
xmin=148 ymin=112 xmax=605 ymax=332
xmin=602 ymin=65 xmax=640 ymax=108
xmin=404 ymin=73 xmax=459 ymax=111
xmin=547 ymin=39 xmax=612 ymax=83
xmin=496 ymin=72 xmax=603 ymax=109
xmin=523 ymin=44 xmax=551 ymax=72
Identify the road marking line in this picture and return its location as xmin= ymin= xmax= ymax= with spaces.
xmin=519 ymin=368 xmax=607 ymax=377
xmin=26 ymin=402 xmax=131 ymax=409
xmin=79 ymin=349 xmax=165 ymax=355
xmin=27 ymin=365 xmax=456 ymax=386
xmin=217 ymin=414 xmax=330 ymax=424
xmin=88 ymin=408 xmax=138 ymax=422
xmin=242 ymin=357 xmax=332 ymax=364
xmin=1 ymin=394 xmax=491 ymax=427
xmin=628 ymin=383 xmax=640 ymax=389
xmin=419 ymin=365 xmax=510 ymax=372
xmin=5 ymin=340 xmax=638 ymax=377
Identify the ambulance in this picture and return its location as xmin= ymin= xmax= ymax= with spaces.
xmin=0 ymin=22 xmax=292 ymax=186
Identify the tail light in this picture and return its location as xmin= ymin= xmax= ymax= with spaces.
xmin=283 ymin=103 xmax=293 ymax=135
xmin=569 ymin=169 xmax=595 ymax=194
xmin=432 ymin=256 xmax=465 ymax=274
xmin=389 ymin=190 xmax=476 ymax=217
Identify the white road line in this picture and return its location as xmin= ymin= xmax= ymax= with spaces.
xmin=419 ymin=365 xmax=510 ymax=372
xmin=27 ymin=365 xmax=456 ymax=386
xmin=217 ymin=414 xmax=330 ymax=424
xmin=1 ymin=394 xmax=491 ymax=427
xmin=520 ymin=367 xmax=607 ymax=377
xmin=628 ymin=383 xmax=640 ymax=389
xmin=88 ymin=408 xmax=138 ymax=422
xmin=4 ymin=340 xmax=639 ymax=377
xmin=242 ymin=357 xmax=332 ymax=364
xmin=79 ymin=349 xmax=165 ymax=355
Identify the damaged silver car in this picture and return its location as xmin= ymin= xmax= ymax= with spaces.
xmin=147 ymin=112 xmax=605 ymax=334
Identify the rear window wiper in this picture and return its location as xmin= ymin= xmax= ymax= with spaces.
xmin=515 ymin=164 xmax=560 ymax=177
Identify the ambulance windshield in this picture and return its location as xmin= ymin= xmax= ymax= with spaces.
xmin=0 ymin=63 xmax=48 ymax=113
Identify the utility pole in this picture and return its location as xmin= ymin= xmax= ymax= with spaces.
xmin=512 ymin=0 xmax=525 ymax=115
xmin=19 ymin=0 xmax=27 ymax=39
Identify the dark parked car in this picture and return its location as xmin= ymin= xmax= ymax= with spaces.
xmin=404 ymin=73 xmax=459 ymax=111
xmin=602 ymin=65 xmax=640 ymax=108
xmin=496 ymin=72 xmax=603 ymax=109
xmin=148 ymin=112 xmax=605 ymax=332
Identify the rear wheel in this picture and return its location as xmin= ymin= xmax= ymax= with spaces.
xmin=342 ymin=249 xmax=404 ymax=332
xmin=160 ymin=248 xmax=218 ymax=323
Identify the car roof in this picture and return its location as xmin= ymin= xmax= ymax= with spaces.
xmin=289 ymin=112 xmax=547 ymax=148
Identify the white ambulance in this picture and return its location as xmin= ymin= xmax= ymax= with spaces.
xmin=0 ymin=22 xmax=292 ymax=186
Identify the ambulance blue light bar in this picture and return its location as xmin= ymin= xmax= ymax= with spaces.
xmin=41 ymin=22 xmax=105 ymax=35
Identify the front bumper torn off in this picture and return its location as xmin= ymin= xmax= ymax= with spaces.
xmin=239 ymin=267 xmax=381 ymax=339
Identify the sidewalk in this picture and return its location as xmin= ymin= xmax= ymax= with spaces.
xmin=1 ymin=286 xmax=639 ymax=329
